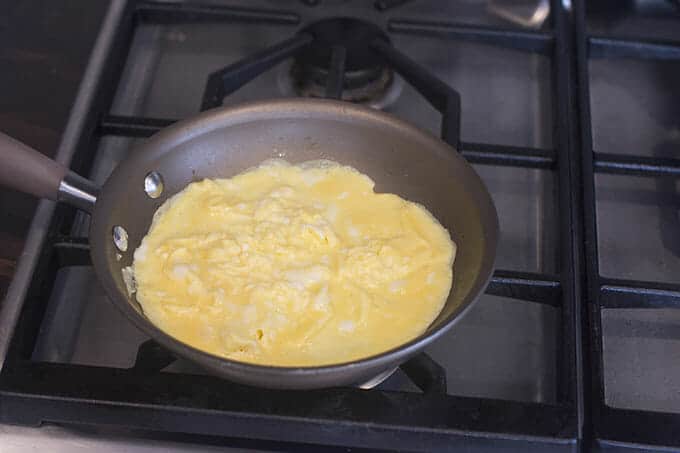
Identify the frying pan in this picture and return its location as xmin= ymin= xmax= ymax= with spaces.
xmin=0 ymin=99 xmax=498 ymax=389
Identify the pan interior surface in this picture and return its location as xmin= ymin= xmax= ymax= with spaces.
xmin=90 ymin=99 xmax=497 ymax=388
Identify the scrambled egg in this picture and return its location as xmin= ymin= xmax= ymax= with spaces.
xmin=131 ymin=160 xmax=455 ymax=366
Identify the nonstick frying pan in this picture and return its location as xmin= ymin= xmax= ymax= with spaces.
xmin=0 ymin=99 xmax=498 ymax=389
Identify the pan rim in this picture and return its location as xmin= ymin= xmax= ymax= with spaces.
xmin=90 ymin=98 xmax=499 ymax=383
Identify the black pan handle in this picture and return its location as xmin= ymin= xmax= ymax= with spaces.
xmin=0 ymin=132 xmax=99 ymax=213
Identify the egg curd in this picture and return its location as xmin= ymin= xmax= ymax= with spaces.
xmin=130 ymin=160 xmax=455 ymax=366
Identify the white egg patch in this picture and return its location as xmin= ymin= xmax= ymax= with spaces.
xmin=338 ymin=320 xmax=355 ymax=333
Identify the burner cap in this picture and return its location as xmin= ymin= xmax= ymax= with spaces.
xmin=286 ymin=18 xmax=401 ymax=108
xmin=297 ymin=18 xmax=390 ymax=77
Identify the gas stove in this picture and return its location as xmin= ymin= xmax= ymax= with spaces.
xmin=0 ymin=0 xmax=679 ymax=451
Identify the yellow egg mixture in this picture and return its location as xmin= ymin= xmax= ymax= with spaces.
xmin=131 ymin=160 xmax=455 ymax=366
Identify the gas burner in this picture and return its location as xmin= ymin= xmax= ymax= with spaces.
xmin=279 ymin=18 xmax=403 ymax=109
xmin=280 ymin=61 xmax=403 ymax=109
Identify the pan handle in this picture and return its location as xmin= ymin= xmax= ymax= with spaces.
xmin=0 ymin=132 xmax=99 ymax=213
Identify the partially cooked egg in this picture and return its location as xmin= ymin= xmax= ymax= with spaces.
xmin=131 ymin=160 xmax=455 ymax=366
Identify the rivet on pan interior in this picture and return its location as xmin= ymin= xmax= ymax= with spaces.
xmin=144 ymin=171 xmax=164 ymax=198
xmin=113 ymin=226 xmax=129 ymax=252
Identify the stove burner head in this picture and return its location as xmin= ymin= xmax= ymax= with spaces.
xmin=297 ymin=18 xmax=390 ymax=78
xmin=286 ymin=18 xmax=402 ymax=108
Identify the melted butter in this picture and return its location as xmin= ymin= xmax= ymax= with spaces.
xmin=132 ymin=160 xmax=455 ymax=366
